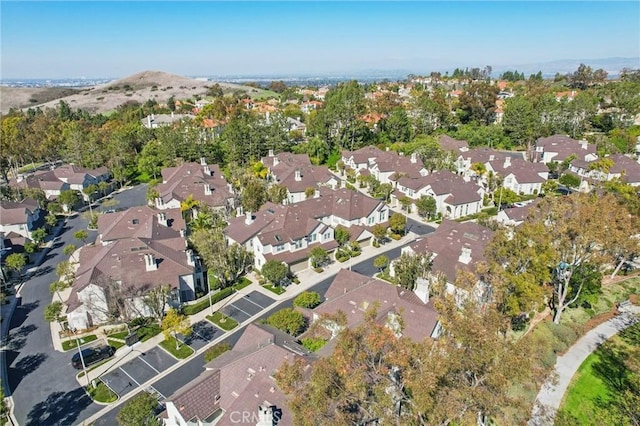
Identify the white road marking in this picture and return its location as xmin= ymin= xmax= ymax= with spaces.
xmin=119 ymin=366 xmax=141 ymax=387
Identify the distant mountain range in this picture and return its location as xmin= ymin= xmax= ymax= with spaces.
xmin=493 ymin=57 xmax=640 ymax=78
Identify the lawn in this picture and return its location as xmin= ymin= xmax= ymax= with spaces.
xmin=558 ymin=321 xmax=639 ymax=423
xmin=160 ymin=336 xmax=194 ymax=359
xmin=263 ymin=284 xmax=285 ymax=295
xmin=62 ymin=334 xmax=97 ymax=351
xmin=107 ymin=339 xmax=125 ymax=350
xmin=207 ymin=312 xmax=238 ymax=331
xmin=86 ymin=379 xmax=118 ymax=403
xmin=107 ymin=331 xmax=128 ymax=340
xmin=136 ymin=324 xmax=162 ymax=342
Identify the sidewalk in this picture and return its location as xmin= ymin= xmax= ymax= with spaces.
xmin=529 ymin=306 xmax=640 ymax=425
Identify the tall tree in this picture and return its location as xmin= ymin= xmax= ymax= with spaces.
xmin=116 ymin=391 xmax=160 ymax=426
xmin=502 ymin=96 xmax=540 ymax=158
xmin=162 ymin=308 xmax=192 ymax=349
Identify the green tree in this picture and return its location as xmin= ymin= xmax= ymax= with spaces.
xmin=372 ymin=223 xmax=387 ymax=244
xmin=389 ymin=212 xmax=407 ymax=235
xmin=384 ymin=107 xmax=411 ymax=143
xmin=267 ymin=184 xmax=288 ymax=204
xmin=261 ymin=260 xmax=288 ymax=286
xmin=309 ymin=247 xmax=329 ymax=268
xmin=495 ymin=187 xmax=520 ymax=206
xmin=266 ymin=308 xmax=306 ymax=336
xmin=44 ymin=301 xmax=63 ymax=324
xmin=415 ymin=195 xmax=437 ymax=218
xmin=5 ymin=253 xmax=26 ymax=274
xmin=393 ymin=252 xmax=431 ymax=290
xmin=50 ymin=280 xmax=70 ymax=302
xmin=143 ymin=284 xmax=172 ymax=323
xmin=398 ymin=196 xmax=413 ymax=212
xmin=293 ymin=291 xmax=322 ymax=309
xmin=180 ymin=194 xmax=199 ymax=223
xmin=31 ymin=227 xmax=47 ymax=246
xmin=116 ymin=391 xmax=160 ymax=426
xmin=74 ymin=230 xmax=89 ymax=244
xmin=559 ymin=173 xmax=581 ymax=189
xmin=82 ymin=183 xmax=98 ymax=203
xmin=241 ymin=178 xmax=267 ymax=212
xmin=334 ymin=226 xmax=351 ymax=247
xmin=56 ymin=260 xmax=75 ymax=285
xmin=0 ymin=379 xmax=7 ymax=425
xmin=58 ymin=189 xmax=80 ymax=212
xmin=45 ymin=212 xmax=58 ymax=228
xmin=373 ymin=255 xmax=389 ymax=273
xmin=502 ymin=96 xmax=540 ymax=158
xmin=162 ymin=308 xmax=192 ymax=350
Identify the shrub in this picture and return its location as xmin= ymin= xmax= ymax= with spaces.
xmin=549 ymin=322 xmax=579 ymax=349
xmin=293 ymin=291 xmax=322 ymax=309
xmin=300 ymin=337 xmax=327 ymax=352
xmin=314 ymin=267 xmax=324 ymax=273
xmin=266 ymin=308 xmax=306 ymax=336
xmin=204 ymin=342 xmax=232 ymax=362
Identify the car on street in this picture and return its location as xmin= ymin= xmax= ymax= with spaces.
xmin=71 ymin=345 xmax=115 ymax=369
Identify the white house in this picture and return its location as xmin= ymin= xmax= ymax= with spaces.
xmin=0 ymin=199 xmax=44 ymax=240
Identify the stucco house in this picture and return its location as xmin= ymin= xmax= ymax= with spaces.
xmin=399 ymin=220 xmax=494 ymax=304
xmin=10 ymin=164 xmax=111 ymax=201
xmin=534 ymin=135 xmax=598 ymax=164
xmin=66 ymin=206 xmax=203 ymax=330
xmin=226 ymin=188 xmax=389 ymax=271
xmin=163 ymin=324 xmax=312 ymax=426
xmin=153 ymin=160 xmax=235 ymax=212
xmin=0 ymin=198 xmax=45 ymax=240
xmin=394 ymin=170 xmax=484 ymax=219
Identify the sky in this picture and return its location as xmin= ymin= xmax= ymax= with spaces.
xmin=1 ymin=1 xmax=639 ymax=79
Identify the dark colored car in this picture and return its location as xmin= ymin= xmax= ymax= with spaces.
xmin=71 ymin=345 xmax=115 ymax=369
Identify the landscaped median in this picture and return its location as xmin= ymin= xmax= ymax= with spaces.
xmin=85 ymin=379 xmax=118 ymax=404
xmin=61 ymin=334 xmax=97 ymax=351
xmin=159 ymin=336 xmax=194 ymax=359
xmin=207 ymin=311 xmax=238 ymax=331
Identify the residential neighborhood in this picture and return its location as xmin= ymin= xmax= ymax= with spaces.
xmin=1 ymin=28 xmax=640 ymax=425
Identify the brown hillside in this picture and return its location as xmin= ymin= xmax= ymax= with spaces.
xmin=1 ymin=70 xmax=271 ymax=115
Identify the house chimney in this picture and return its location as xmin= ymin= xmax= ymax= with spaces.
xmin=144 ymin=253 xmax=158 ymax=271
xmin=204 ymin=183 xmax=212 ymax=195
xmin=157 ymin=212 xmax=167 ymax=226
xmin=273 ymin=156 xmax=279 ymax=167
xmin=410 ymin=152 xmax=418 ymax=164
xmin=314 ymin=188 xmax=320 ymax=198
xmin=580 ymin=140 xmax=588 ymax=150
xmin=237 ymin=206 xmax=244 ymax=217
xmin=414 ymin=277 xmax=430 ymax=304
xmin=179 ymin=229 xmax=186 ymax=238
xmin=245 ymin=211 xmax=254 ymax=225
xmin=200 ymin=157 xmax=207 ymax=166
xmin=268 ymin=149 xmax=274 ymax=157
xmin=504 ymin=156 xmax=511 ymax=168
xmin=489 ymin=155 xmax=495 ymax=161
xmin=458 ymin=247 xmax=472 ymax=265
xmin=186 ymin=249 xmax=195 ymax=266
xmin=257 ymin=405 xmax=276 ymax=426
xmin=203 ymin=165 xmax=212 ymax=176
xmin=151 ymin=114 xmax=155 ymax=120
xmin=147 ymin=116 xmax=151 ymax=127
xmin=171 ymin=111 xmax=175 ymax=119
xmin=295 ymin=169 xmax=302 ymax=182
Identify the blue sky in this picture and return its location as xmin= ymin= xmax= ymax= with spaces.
xmin=1 ymin=1 xmax=639 ymax=78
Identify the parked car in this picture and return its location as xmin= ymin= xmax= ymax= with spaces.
xmin=71 ymin=345 xmax=115 ymax=369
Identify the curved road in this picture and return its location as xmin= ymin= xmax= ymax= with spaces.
xmin=530 ymin=308 xmax=640 ymax=425
xmin=4 ymin=184 xmax=148 ymax=426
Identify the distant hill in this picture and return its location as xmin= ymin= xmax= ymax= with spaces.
xmin=0 ymin=70 xmax=273 ymax=115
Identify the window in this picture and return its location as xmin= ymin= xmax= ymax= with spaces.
xmin=275 ymin=244 xmax=285 ymax=252
xmin=310 ymin=234 xmax=316 ymax=242
xmin=294 ymin=240 xmax=302 ymax=249
xmin=132 ymin=219 xmax=139 ymax=225
xmin=323 ymin=232 xmax=331 ymax=240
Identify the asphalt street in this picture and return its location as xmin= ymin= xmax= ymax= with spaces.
xmin=5 ymin=185 xmax=148 ymax=426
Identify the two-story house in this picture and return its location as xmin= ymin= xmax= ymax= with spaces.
xmin=66 ymin=206 xmax=203 ymax=330
xmin=534 ymin=135 xmax=598 ymax=164
xmin=153 ymin=160 xmax=235 ymax=212
xmin=0 ymin=198 xmax=45 ymax=240
xmin=226 ymin=188 xmax=389 ymax=271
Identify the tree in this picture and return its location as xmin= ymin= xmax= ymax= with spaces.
xmin=559 ymin=173 xmax=581 ymax=189
xmin=5 ymin=253 xmax=26 ymax=275
xmin=162 ymin=308 xmax=192 ymax=350
xmin=50 ymin=280 xmax=70 ymax=302
xmin=74 ymin=230 xmax=89 ymax=244
xmin=309 ymin=247 xmax=329 ymax=268
xmin=143 ymin=284 xmax=172 ymax=323
xmin=44 ymin=301 xmax=63 ymax=324
xmin=372 ymin=223 xmax=387 ymax=244
xmin=398 ymin=196 xmax=413 ymax=212
xmin=293 ymin=291 xmax=322 ymax=309
xmin=0 ymin=379 xmax=7 ymax=425
xmin=241 ymin=178 xmax=267 ymax=212
xmin=45 ymin=212 xmax=58 ymax=228
xmin=502 ymin=96 xmax=540 ymax=158
xmin=389 ymin=212 xmax=407 ymax=235
xmin=384 ymin=107 xmax=411 ymax=143
xmin=56 ymin=260 xmax=75 ymax=285
xmin=31 ymin=227 xmax=47 ymax=246
xmin=373 ymin=255 xmax=389 ymax=273
xmin=334 ymin=226 xmax=351 ymax=247
xmin=180 ymin=194 xmax=199 ymax=223
xmin=415 ymin=195 xmax=437 ymax=218
xmin=266 ymin=308 xmax=306 ymax=336
xmin=267 ymin=183 xmax=288 ymax=204
xmin=58 ymin=189 xmax=80 ymax=212
xmin=495 ymin=187 xmax=520 ymax=207
xmin=82 ymin=183 xmax=98 ymax=203
xmin=261 ymin=260 xmax=288 ymax=286
xmin=393 ymin=252 xmax=431 ymax=290
xmin=116 ymin=391 xmax=160 ymax=426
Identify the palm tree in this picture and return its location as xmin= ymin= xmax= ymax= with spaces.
xmin=180 ymin=194 xmax=199 ymax=223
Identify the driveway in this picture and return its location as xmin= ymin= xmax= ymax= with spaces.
xmin=179 ymin=320 xmax=221 ymax=351
xmin=221 ymin=291 xmax=276 ymax=324
xmin=405 ymin=217 xmax=436 ymax=236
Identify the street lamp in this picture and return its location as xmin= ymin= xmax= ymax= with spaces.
xmin=72 ymin=327 xmax=90 ymax=388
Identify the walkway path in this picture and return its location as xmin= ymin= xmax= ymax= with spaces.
xmin=529 ymin=305 xmax=640 ymax=425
